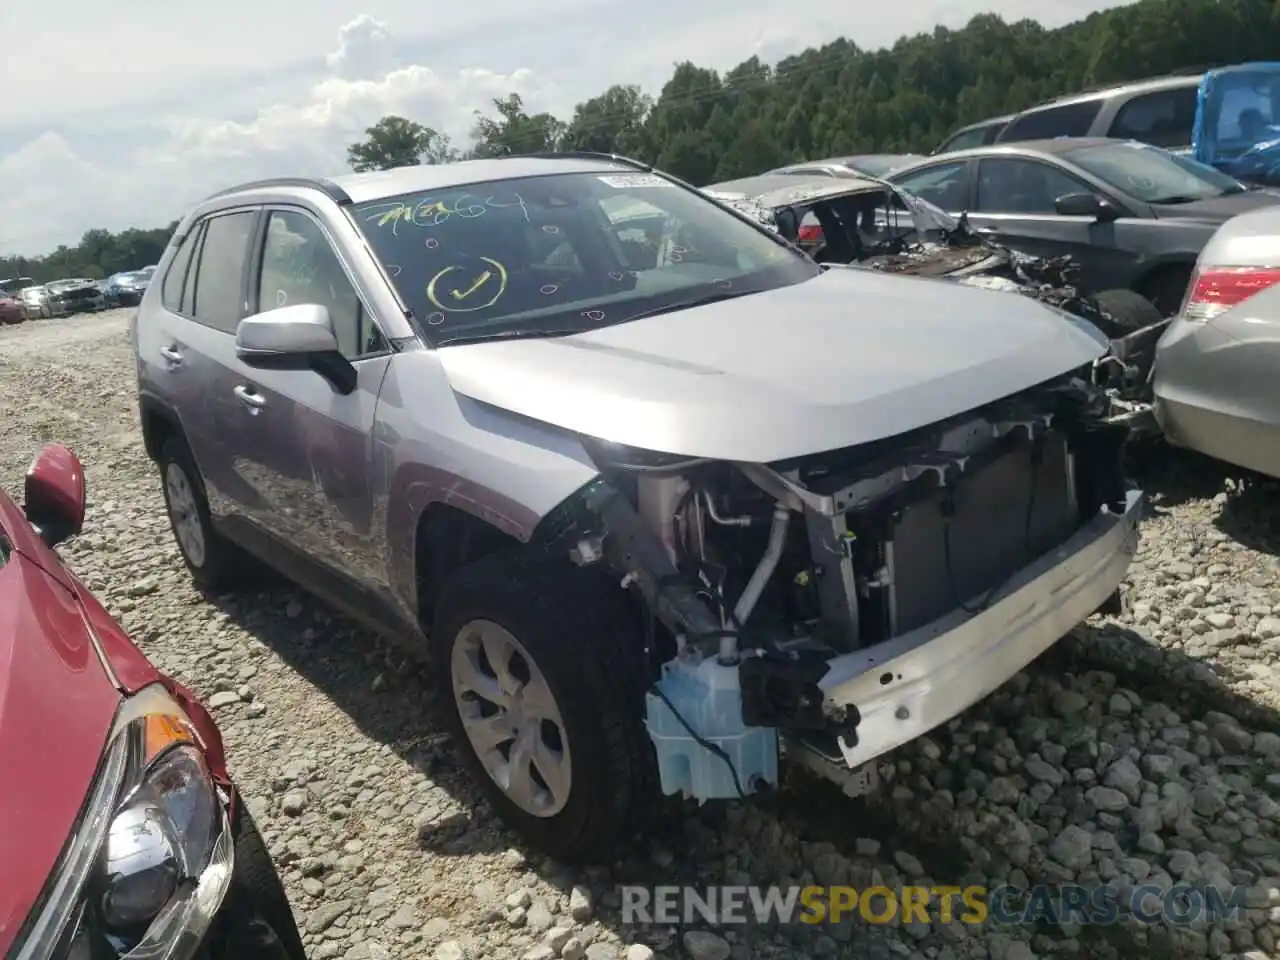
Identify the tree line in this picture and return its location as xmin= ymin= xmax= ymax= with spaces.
xmin=1 ymin=224 xmax=177 ymax=287
xmin=6 ymin=0 xmax=1277 ymax=274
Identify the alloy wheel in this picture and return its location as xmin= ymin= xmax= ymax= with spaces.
xmin=450 ymin=619 xmax=572 ymax=817
xmin=164 ymin=462 xmax=206 ymax=568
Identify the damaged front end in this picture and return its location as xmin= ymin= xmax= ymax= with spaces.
xmin=541 ymin=374 xmax=1143 ymax=803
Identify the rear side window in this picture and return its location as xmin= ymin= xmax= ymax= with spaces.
xmin=1108 ymin=88 xmax=1198 ymax=147
xmin=892 ymin=161 xmax=969 ymax=210
xmin=160 ymin=228 xmax=200 ymax=312
xmin=1001 ymin=100 xmax=1102 ymax=141
xmin=938 ymin=124 xmax=995 ymax=153
xmin=189 ymin=211 xmax=256 ymax=334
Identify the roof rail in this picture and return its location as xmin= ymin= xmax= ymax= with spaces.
xmin=205 ymin=176 xmax=350 ymax=204
xmin=1042 ymin=69 xmax=1207 ymax=103
xmin=500 ymin=150 xmax=653 ymax=171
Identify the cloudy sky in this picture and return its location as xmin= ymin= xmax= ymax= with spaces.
xmin=0 ymin=0 xmax=1130 ymax=256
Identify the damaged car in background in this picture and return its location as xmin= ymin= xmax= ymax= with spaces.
xmin=134 ymin=154 xmax=1145 ymax=864
xmin=701 ymin=172 xmax=1163 ymax=336
xmin=1190 ymin=61 xmax=1280 ymax=187
xmin=44 ymin=278 xmax=106 ymax=317
xmin=702 ymin=172 xmax=1168 ymax=419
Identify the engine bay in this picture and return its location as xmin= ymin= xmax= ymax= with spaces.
xmin=561 ymin=368 xmax=1135 ymax=803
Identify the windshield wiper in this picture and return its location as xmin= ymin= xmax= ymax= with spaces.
xmin=616 ymin=289 xmax=756 ymax=324
xmin=434 ymin=327 xmax=585 ymax=346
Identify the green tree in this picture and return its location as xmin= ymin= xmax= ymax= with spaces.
xmin=469 ymin=94 xmax=566 ymax=157
xmin=562 ymin=84 xmax=653 ymax=156
xmin=13 ymin=0 xmax=1280 ymax=269
xmin=0 ymin=225 xmax=172 ymax=285
xmin=346 ymin=115 xmax=456 ymax=172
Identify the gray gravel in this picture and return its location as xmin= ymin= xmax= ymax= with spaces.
xmin=3 ymin=311 xmax=1279 ymax=960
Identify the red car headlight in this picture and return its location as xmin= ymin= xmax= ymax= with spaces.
xmin=11 ymin=685 xmax=234 ymax=960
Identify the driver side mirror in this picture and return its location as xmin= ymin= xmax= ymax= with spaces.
xmin=24 ymin=443 xmax=86 ymax=547
xmin=235 ymin=303 xmax=356 ymax=395
xmin=1055 ymin=192 xmax=1120 ymax=222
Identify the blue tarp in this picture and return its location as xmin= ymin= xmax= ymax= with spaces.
xmin=1191 ymin=61 xmax=1280 ymax=185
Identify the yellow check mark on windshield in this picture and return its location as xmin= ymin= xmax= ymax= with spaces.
xmin=451 ymin=271 xmax=492 ymax=300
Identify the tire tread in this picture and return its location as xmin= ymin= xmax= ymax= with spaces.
xmin=430 ymin=548 xmax=659 ymax=864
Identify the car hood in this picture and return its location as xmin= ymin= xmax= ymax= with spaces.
xmin=436 ymin=267 xmax=1110 ymax=462
xmin=0 ymin=489 xmax=120 ymax=955
xmin=1150 ymin=188 xmax=1280 ymax=221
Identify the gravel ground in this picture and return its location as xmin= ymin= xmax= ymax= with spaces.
xmin=3 ymin=310 xmax=1280 ymax=960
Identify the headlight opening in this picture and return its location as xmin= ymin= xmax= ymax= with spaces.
xmin=13 ymin=685 xmax=236 ymax=960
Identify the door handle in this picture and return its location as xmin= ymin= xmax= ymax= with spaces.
xmin=159 ymin=345 xmax=184 ymax=364
xmin=234 ymin=385 xmax=267 ymax=412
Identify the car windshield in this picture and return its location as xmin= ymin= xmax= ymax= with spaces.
xmin=349 ymin=170 xmax=819 ymax=342
xmin=1203 ymin=67 xmax=1280 ymax=157
xmin=1062 ymin=141 xmax=1246 ymax=203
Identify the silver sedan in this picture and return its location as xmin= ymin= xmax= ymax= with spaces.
xmin=1153 ymin=205 xmax=1280 ymax=477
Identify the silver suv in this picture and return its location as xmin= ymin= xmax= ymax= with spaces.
xmin=133 ymin=154 xmax=1144 ymax=864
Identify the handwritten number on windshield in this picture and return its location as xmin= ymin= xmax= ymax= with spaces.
xmin=364 ymin=193 xmax=530 ymax=234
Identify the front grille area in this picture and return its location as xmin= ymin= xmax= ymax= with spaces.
xmin=886 ymin=433 xmax=1078 ymax=634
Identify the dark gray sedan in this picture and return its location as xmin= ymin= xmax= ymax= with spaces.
xmin=885 ymin=138 xmax=1280 ymax=315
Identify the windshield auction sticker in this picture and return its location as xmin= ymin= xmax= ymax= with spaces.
xmin=597 ymin=174 xmax=672 ymax=188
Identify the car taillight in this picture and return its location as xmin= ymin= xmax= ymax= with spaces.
xmin=798 ymin=224 xmax=823 ymax=244
xmin=1182 ymin=265 xmax=1280 ymax=322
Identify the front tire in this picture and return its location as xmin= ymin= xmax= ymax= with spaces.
xmin=214 ymin=803 xmax=307 ymax=960
xmin=430 ymin=550 xmax=659 ymax=864
xmin=157 ymin=436 xmax=247 ymax=592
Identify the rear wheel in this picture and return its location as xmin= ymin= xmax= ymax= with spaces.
xmin=1094 ymin=288 xmax=1163 ymax=334
xmin=157 ymin=436 xmax=249 ymax=592
xmin=430 ymin=549 xmax=659 ymax=864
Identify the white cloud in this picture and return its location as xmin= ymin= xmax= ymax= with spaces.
xmin=326 ymin=14 xmax=398 ymax=81
xmin=0 ymin=16 xmax=569 ymax=255
xmin=0 ymin=0 xmax=1135 ymax=256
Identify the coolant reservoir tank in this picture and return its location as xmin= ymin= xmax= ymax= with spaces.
xmin=644 ymin=654 xmax=779 ymax=802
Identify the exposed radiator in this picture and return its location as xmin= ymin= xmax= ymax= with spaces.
xmin=886 ymin=435 xmax=1078 ymax=634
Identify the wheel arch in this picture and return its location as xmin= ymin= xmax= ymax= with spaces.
xmin=1134 ymin=258 xmax=1196 ymax=314
xmin=411 ymin=501 xmax=523 ymax=623
xmin=138 ymin=392 xmax=185 ymax=463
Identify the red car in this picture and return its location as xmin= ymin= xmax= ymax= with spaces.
xmin=0 ymin=293 xmax=24 ymax=324
xmin=0 ymin=444 xmax=305 ymax=959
